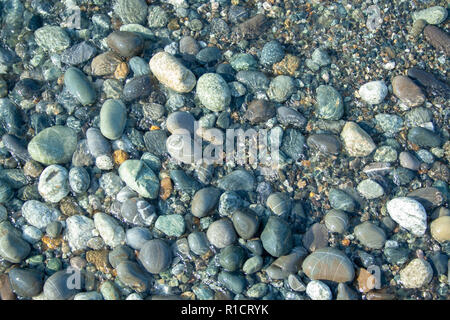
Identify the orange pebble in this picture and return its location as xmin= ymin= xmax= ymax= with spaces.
xmin=160 ymin=177 xmax=173 ymax=200
xmin=150 ymin=125 xmax=160 ymax=130
xmin=341 ymin=238 xmax=351 ymax=246
xmin=113 ymin=149 xmax=129 ymax=165
xmin=42 ymin=235 xmax=62 ymax=250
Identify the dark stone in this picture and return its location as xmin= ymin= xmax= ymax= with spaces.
xmin=123 ymin=75 xmax=152 ymax=102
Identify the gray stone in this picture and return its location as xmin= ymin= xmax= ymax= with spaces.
xmin=116 ymin=261 xmax=150 ymax=292
xmin=196 ymin=73 xmax=231 ymax=112
xmin=357 ymin=179 xmax=384 ymax=199
xmin=138 ymin=239 xmax=172 ymax=274
xmin=155 ymin=214 xmax=185 ymax=237
xmin=315 ymin=85 xmax=344 ymax=120
xmin=217 ymin=170 xmax=254 ymax=192
xmin=107 ymin=31 xmax=144 ymax=58
xmin=359 ymin=81 xmax=388 ymax=105
xmin=21 ymin=200 xmax=61 ymax=229
xmin=28 ymin=126 xmax=77 ymax=165
xmin=114 ymin=0 xmax=148 ymax=25
xmin=94 ymin=212 xmax=125 ymax=248
xmin=354 ymin=221 xmax=386 ymax=249
xmin=69 ymin=167 xmax=90 ymax=194
xmin=412 ymin=6 xmax=448 ymax=25
xmin=64 ymin=67 xmax=96 ymax=106
xmin=65 ymin=215 xmax=95 ymax=251
xmin=43 ymin=270 xmax=81 ymax=300
xmin=38 ymin=165 xmax=69 ymax=203
xmin=324 ymin=209 xmax=349 ymax=234
xmin=267 ymin=75 xmax=295 ymax=103
xmin=0 ymin=232 xmax=30 ymax=263
xmin=191 ymin=187 xmax=221 ymax=218
xmin=8 ymin=268 xmax=43 ymax=298
xmin=261 ymin=216 xmax=293 ymax=257
xmin=400 ymin=258 xmax=433 ymax=288
xmin=119 ymin=160 xmax=160 ymax=199
xmin=34 ymin=26 xmax=70 ymax=53
xmin=231 ymin=208 xmax=259 ymax=240
xmin=100 ymin=99 xmax=127 ymax=140
xmin=206 ymin=218 xmax=237 ymax=249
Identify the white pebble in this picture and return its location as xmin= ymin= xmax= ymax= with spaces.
xmin=306 ymin=280 xmax=332 ymax=300
xmin=359 ymin=80 xmax=388 ymax=105
xmin=387 ymin=197 xmax=427 ymax=236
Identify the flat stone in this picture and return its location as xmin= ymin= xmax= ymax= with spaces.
xmin=64 ymin=67 xmax=96 ymax=106
xmin=302 ymin=223 xmax=329 ymax=252
xmin=28 ymin=126 xmax=77 ymax=165
xmin=155 ymin=214 xmax=185 ymax=237
xmin=34 ymin=26 xmax=70 ymax=53
xmin=100 ymin=99 xmax=127 ymax=140
xmin=94 ymin=212 xmax=125 ymax=248
xmin=119 ymin=160 xmax=160 ymax=199
xmin=354 ymin=221 xmax=386 ymax=249
xmin=261 ymin=216 xmax=293 ymax=257
xmin=392 ymin=75 xmax=425 ymax=107
xmin=315 ymin=85 xmax=344 ymax=120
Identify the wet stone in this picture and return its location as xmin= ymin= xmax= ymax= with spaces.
xmin=8 ymin=268 xmax=43 ymax=298
xmin=123 ymin=75 xmax=152 ymax=102
xmin=277 ymin=107 xmax=306 ymax=129
xmin=0 ymin=232 xmax=30 ymax=263
xmin=196 ymin=73 xmax=231 ymax=112
xmin=206 ymin=218 xmax=237 ymax=249
xmin=387 ymin=197 xmax=427 ymax=236
xmin=38 ymin=165 xmax=69 ymax=203
xmin=91 ymin=52 xmax=123 ymax=76
xmin=261 ymin=216 xmax=293 ymax=257
xmin=280 ymin=128 xmax=305 ymax=160
xmin=329 ymin=188 xmax=355 ymax=212
xmin=119 ymin=160 xmax=159 ymax=199
xmin=100 ymin=99 xmax=127 ymax=140
xmin=231 ymin=208 xmax=259 ymax=240
xmin=324 ymin=209 xmax=349 ymax=234
xmin=354 ymin=221 xmax=386 ymax=249
xmin=86 ymin=128 xmax=111 ymax=158
xmin=407 ymin=187 xmax=444 ymax=210
xmin=400 ymin=258 xmax=433 ymax=289
xmin=191 ymin=187 xmax=221 ymax=218
xmin=155 ymin=214 xmax=185 ymax=237
xmin=260 ymin=40 xmax=285 ymax=66
xmin=218 ymin=245 xmax=245 ymax=272
xmin=245 ymin=99 xmax=275 ymax=124
xmin=116 ymin=261 xmax=150 ymax=293
xmin=340 ymin=121 xmax=376 ymax=157
xmin=412 ymin=6 xmax=448 ymax=25
xmin=107 ymin=31 xmax=144 ymax=58
xmin=357 ymin=179 xmax=384 ymax=199
xmin=61 ymin=42 xmax=97 ymax=66
xmin=43 ymin=270 xmax=82 ymax=300
xmin=217 ymin=170 xmax=254 ymax=192
xmin=138 ymin=239 xmax=172 ymax=274
xmin=114 ymin=0 xmax=148 ymax=25
xmin=306 ymin=133 xmax=341 ymax=155
xmin=407 ymin=127 xmax=441 ymax=148
xmin=392 ymin=75 xmax=425 ymax=107
xmin=315 ymin=85 xmax=344 ymax=120
xmin=34 ymin=26 xmax=70 ymax=53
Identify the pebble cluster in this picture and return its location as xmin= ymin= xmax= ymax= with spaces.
xmin=0 ymin=0 xmax=448 ymax=301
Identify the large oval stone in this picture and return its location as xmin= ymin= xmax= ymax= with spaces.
xmin=28 ymin=126 xmax=77 ymax=165
xmin=302 ymin=247 xmax=355 ymax=283
xmin=100 ymin=99 xmax=127 ymax=140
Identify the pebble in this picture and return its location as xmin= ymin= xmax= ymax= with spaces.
xmin=68 ymin=167 xmax=90 ymax=194
xmin=217 ymin=170 xmax=254 ymax=192
xmin=196 ymin=73 xmax=231 ymax=112
xmin=359 ymin=81 xmax=388 ymax=105
xmin=357 ymin=179 xmax=384 ymax=199
xmin=399 ymin=151 xmax=420 ymax=171
xmin=34 ymin=26 xmax=70 ymax=53
xmin=407 ymin=127 xmax=441 ymax=148
xmin=324 ymin=209 xmax=349 ymax=234
xmin=100 ymin=99 xmax=127 ymax=140
xmin=261 ymin=216 xmax=292 ymax=257
xmin=119 ymin=160 xmax=159 ymax=199
xmin=0 ymin=232 xmax=30 ymax=263
xmin=306 ymin=280 xmax=332 ymax=300
xmin=66 ymin=215 xmax=95 ymax=251
xmin=166 ymin=111 xmax=196 ymax=135
xmin=108 ymin=245 xmax=134 ymax=269
xmin=302 ymin=247 xmax=355 ymax=283
xmin=3 ymin=134 xmax=31 ymax=162
xmin=302 ymin=223 xmax=329 ymax=252
xmin=8 ymin=268 xmax=43 ymax=298
xmin=277 ymin=106 xmax=307 ymax=128
xmin=0 ymin=98 xmax=25 ymax=137
xmin=340 ymin=121 xmax=376 ymax=157
xmin=147 ymin=5 xmax=168 ymax=28
xmin=38 ymin=165 xmax=69 ymax=203
xmin=100 ymin=281 xmax=121 ymax=300
xmin=266 ymin=248 xmax=307 ymax=279
xmin=430 ymin=216 xmax=450 ymax=243
xmin=235 ymin=71 xmax=270 ymax=92
xmin=196 ymin=47 xmax=222 ymax=65
xmin=120 ymin=198 xmax=155 ymax=226
xmin=306 ymin=133 xmax=341 ymax=155
xmin=61 ymin=42 xmax=97 ymax=66
xmin=149 ymin=52 xmax=196 ymax=93
xmin=233 ymin=14 xmax=267 ymax=40
xmin=191 ymin=187 xmax=221 ymax=218
xmin=91 ymin=52 xmax=123 ymax=76
xmin=123 ymin=75 xmax=152 ymax=102
xmin=206 ymin=218 xmax=237 ymax=249
xmin=315 ymin=85 xmax=344 ymax=120
xmin=242 ymin=255 xmax=263 ymax=275
xmin=392 ymin=75 xmax=425 ymax=107
xmin=280 ymin=128 xmax=305 ymax=160
xmin=375 ymin=114 xmax=404 ymax=136
xmin=329 ymin=188 xmax=356 ymax=212
xmin=354 ymin=221 xmax=386 ymax=249
xmin=408 ymin=187 xmax=444 ymax=210
xmin=138 ymin=239 xmax=172 ymax=274
xmin=74 ymin=292 xmax=103 ymax=300
xmin=231 ymin=208 xmax=259 ymax=240
xmin=407 ymin=67 xmax=450 ymax=99
xmin=245 ymin=99 xmax=275 ymax=124
xmin=21 ymin=200 xmax=61 ymax=229
xmin=114 ymin=0 xmax=148 ymax=25
xmin=386 ymin=197 xmax=427 ymax=236
xmin=266 ymin=193 xmax=291 ymax=217
xmin=218 ymin=245 xmax=245 ymax=272
xmin=218 ymin=271 xmax=245 ymax=294
xmin=43 ymin=270 xmax=81 ymax=300
xmin=116 ymin=261 xmax=150 ymax=293
xmin=412 ymin=6 xmax=448 ymax=25
xmin=155 ymin=214 xmax=185 ymax=237
xmin=94 ymin=212 xmax=125 ymax=248
xmin=230 ymin=53 xmax=258 ymax=71
xmin=46 ymin=221 xmax=62 ymax=239
xmin=64 ymin=67 xmax=97 ymax=106
xmin=400 ymin=258 xmax=433 ymax=289
xmin=187 ymin=231 xmax=210 ymax=256
xmin=129 ymin=57 xmax=150 ymax=77
xmin=125 ymin=227 xmax=152 ymax=250
xmin=28 ymin=126 xmax=77 ymax=165
xmin=107 ymin=31 xmax=144 ymax=58
xmin=267 ymin=75 xmax=295 ymax=103
xmin=86 ymin=128 xmax=111 ymax=159
xmin=260 ymin=40 xmax=285 ymax=66
xmin=169 ymin=170 xmax=201 ymax=195
xmin=179 ymin=36 xmax=200 ymax=56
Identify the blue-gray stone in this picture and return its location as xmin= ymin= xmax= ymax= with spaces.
xmin=100 ymin=99 xmax=127 ymax=140
xmin=155 ymin=214 xmax=186 ymax=237
xmin=329 ymin=188 xmax=356 ymax=212
xmin=260 ymin=216 xmax=293 ymax=257
xmin=281 ymin=128 xmax=305 ymax=160
xmin=260 ymin=40 xmax=285 ymax=66
xmin=408 ymin=127 xmax=441 ymax=148
xmin=315 ymin=85 xmax=344 ymax=120
xmin=119 ymin=160 xmax=160 ymax=199
xmin=8 ymin=268 xmax=43 ymax=298
xmin=217 ymin=170 xmax=254 ymax=191
xmin=64 ymin=67 xmax=96 ymax=106
xmin=125 ymin=227 xmax=152 ymax=250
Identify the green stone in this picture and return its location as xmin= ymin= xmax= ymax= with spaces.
xmin=218 ymin=245 xmax=245 ymax=272
xmin=315 ymin=85 xmax=344 ymax=120
xmin=100 ymin=99 xmax=127 ymax=140
xmin=34 ymin=26 xmax=71 ymax=53
xmin=28 ymin=126 xmax=77 ymax=165
xmin=64 ymin=67 xmax=97 ymax=106
xmin=155 ymin=214 xmax=186 ymax=237
xmin=196 ymin=73 xmax=231 ymax=112
xmin=230 ymin=53 xmax=258 ymax=71
xmin=260 ymin=216 xmax=293 ymax=257
xmin=118 ymin=160 xmax=160 ymax=199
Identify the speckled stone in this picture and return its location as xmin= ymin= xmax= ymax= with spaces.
xmin=196 ymin=73 xmax=231 ymax=112
xmin=400 ymin=258 xmax=433 ymax=288
xmin=315 ymin=85 xmax=344 ymax=120
xmin=119 ymin=160 xmax=159 ymax=199
xmin=38 ymin=165 xmax=69 ymax=203
xmin=387 ymin=197 xmax=427 ymax=236
xmin=340 ymin=121 xmax=376 ymax=157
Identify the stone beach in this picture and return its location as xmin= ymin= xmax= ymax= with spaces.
xmin=0 ymin=0 xmax=448 ymax=302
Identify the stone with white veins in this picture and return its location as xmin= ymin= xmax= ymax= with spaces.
xmin=65 ymin=215 xmax=95 ymax=251
xmin=386 ymin=197 xmax=427 ymax=236
xmin=94 ymin=212 xmax=125 ymax=248
xmin=306 ymin=280 xmax=332 ymax=300
xmin=359 ymin=80 xmax=388 ymax=105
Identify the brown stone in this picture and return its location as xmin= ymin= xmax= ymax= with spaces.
xmin=428 ymin=161 xmax=449 ymax=183
xmin=245 ymin=99 xmax=275 ymax=124
xmin=114 ymin=62 xmax=129 ymax=80
xmin=273 ymin=54 xmax=300 ymax=76
xmin=392 ymin=75 xmax=425 ymax=107
xmin=233 ymin=14 xmax=268 ymax=40
xmin=86 ymin=249 xmax=112 ymax=273
xmin=302 ymin=223 xmax=329 ymax=252
xmin=0 ymin=274 xmax=16 ymax=300
xmin=91 ymin=51 xmax=123 ymax=76
xmin=59 ymin=197 xmax=85 ymax=216
xmin=430 ymin=216 xmax=450 ymax=243
xmin=160 ymin=177 xmax=173 ymax=201
xmin=424 ymin=25 xmax=450 ymax=56
xmin=356 ymin=268 xmax=376 ymax=293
